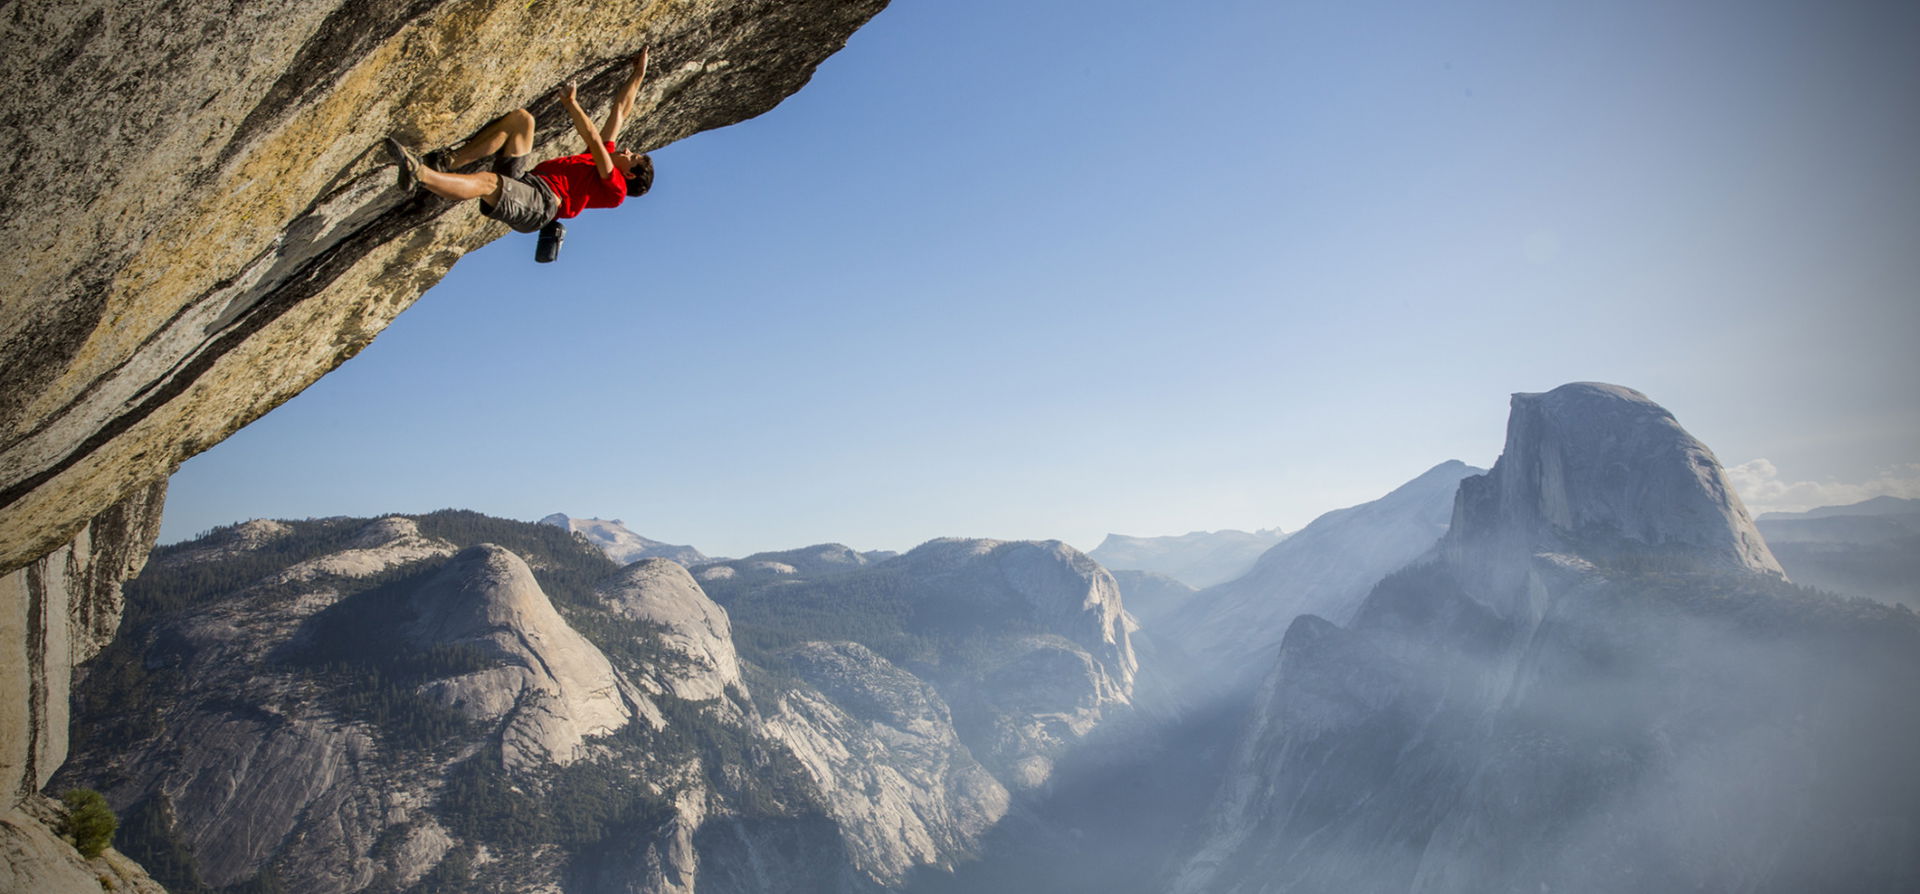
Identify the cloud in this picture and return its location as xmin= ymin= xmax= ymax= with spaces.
xmin=1726 ymin=459 xmax=1920 ymax=515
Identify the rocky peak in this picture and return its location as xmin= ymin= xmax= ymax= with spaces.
xmin=595 ymin=558 xmax=744 ymax=702
xmin=409 ymin=545 xmax=648 ymax=769
xmin=902 ymin=537 xmax=1003 ymax=569
xmin=346 ymin=515 xmax=425 ymax=549
xmin=1179 ymin=387 xmax=1918 ymax=894
xmin=991 ymin=540 xmax=1137 ymax=689
xmin=153 ymin=518 xmax=293 ymax=568
xmin=541 ymin=514 xmax=707 ymax=567
xmin=221 ymin=519 xmax=296 ymax=548
xmin=901 ymin=538 xmax=1136 ymax=688
xmin=1444 ymin=383 xmax=1783 ymax=601
xmin=752 ymin=543 xmax=872 ymax=574
xmin=764 ymin=640 xmax=1010 ymax=884
xmin=276 ymin=515 xmax=454 ymax=583
xmin=689 ymin=543 xmax=873 ymax=592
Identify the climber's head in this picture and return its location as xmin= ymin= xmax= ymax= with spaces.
xmin=613 ymin=150 xmax=654 ymax=198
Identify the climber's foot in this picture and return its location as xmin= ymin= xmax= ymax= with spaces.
xmin=385 ymin=137 xmax=421 ymax=192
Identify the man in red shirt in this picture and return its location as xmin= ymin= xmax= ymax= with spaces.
xmin=386 ymin=49 xmax=654 ymax=233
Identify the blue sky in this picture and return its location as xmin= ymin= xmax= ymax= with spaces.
xmin=161 ymin=0 xmax=1920 ymax=557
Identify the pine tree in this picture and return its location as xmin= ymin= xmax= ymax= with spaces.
xmin=61 ymin=788 xmax=117 ymax=858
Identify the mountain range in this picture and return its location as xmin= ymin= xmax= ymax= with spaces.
xmin=48 ymin=383 xmax=1920 ymax=893
xmin=58 ymin=514 xmax=1132 ymax=893
xmin=1754 ymin=496 xmax=1919 ymax=609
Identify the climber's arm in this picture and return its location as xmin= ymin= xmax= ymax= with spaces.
xmin=560 ymin=83 xmax=616 ymax=180
xmin=602 ymin=47 xmax=649 ymax=140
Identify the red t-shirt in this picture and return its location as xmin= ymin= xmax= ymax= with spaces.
xmin=532 ymin=141 xmax=627 ymax=219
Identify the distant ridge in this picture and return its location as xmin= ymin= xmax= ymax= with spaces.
xmin=1755 ymin=496 xmax=1919 ymax=609
xmin=1161 ymin=460 xmax=1481 ymax=691
xmin=540 ymin=513 xmax=707 ymax=567
xmin=1088 ymin=528 xmax=1288 ymax=588
xmin=1758 ymin=495 xmax=1919 ymax=520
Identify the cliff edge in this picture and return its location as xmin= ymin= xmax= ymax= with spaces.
xmin=0 ymin=0 xmax=887 ymax=574
xmin=0 ymin=1 xmax=888 ymax=886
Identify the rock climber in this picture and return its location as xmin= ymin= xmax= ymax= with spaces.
xmin=385 ymin=48 xmax=654 ymax=236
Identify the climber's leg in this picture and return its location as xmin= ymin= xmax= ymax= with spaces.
xmin=415 ymin=168 xmax=504 ymax=203
xmin=387 ymin=108 xmax=554 ymax=231
xmin=447 ymin=108 xmax=537 ymax=169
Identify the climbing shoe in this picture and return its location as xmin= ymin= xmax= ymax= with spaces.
xmin=385 ymin=137 xmax=421 ymax=192
xmin=422 ymin=148 xmax=454 ymax=173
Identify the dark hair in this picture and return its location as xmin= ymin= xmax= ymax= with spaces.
xmin=625 ymin=155 xmax=654 ymax=197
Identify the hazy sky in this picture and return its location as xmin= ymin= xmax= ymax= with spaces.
xmin=160 ymin=0 xmax=1920 ymax=557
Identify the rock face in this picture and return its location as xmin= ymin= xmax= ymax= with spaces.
xmin=0 ymin=793 xmax=169 ymax=894
xmin=1161 ymin=460 xmax=1480 ymax=694
xmin=0 ymin=482 xmax=168 ymax=894
xmin=763 ymin=641 xmax=1009 ymax=885
xmin=543 ymin=513 xmax=709 ymax=567
xmin=1104 ymin=569 xmax=1196 ymax=629
xmin=699 ymin=538 xmax=1137 ymax=794
xmin=409 ymin=545 xmax=652 ymax=770
xmin=53 ymin=516 xmax=675 ymax=891
xmin=0 ymin=4 xmax=886 ymax=883
xmin=0 ymin=0 xmax=890 ymax=577
xmin=55 ymin=515 xmax=482 ymax=891
xmin=596 ymin=558 xmax=744 ymax=701
xmin=885 ymin=539 xmax=1137 ymax=789
xmin=1172 ymin=384 xmax=1920 ymax=894
xmin=1 ymin=483 xmax=167 ymax=804
xmin=1444 ymin=383 xmax=1783 ymax=610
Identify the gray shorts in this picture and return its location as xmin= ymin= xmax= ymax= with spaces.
xmin=478 ymin=153 xmax=558 ymax=233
